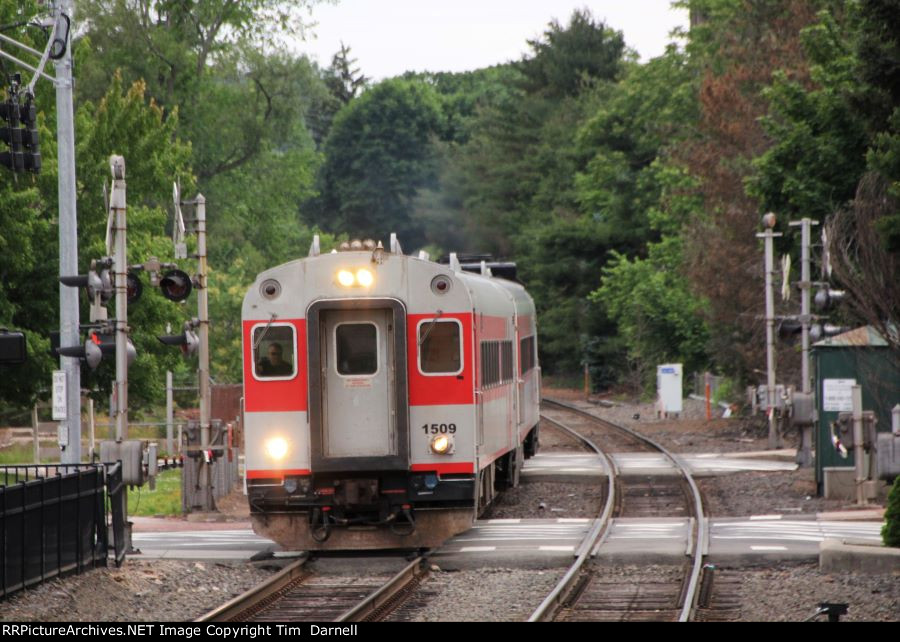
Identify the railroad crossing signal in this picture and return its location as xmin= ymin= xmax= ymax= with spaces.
xmin=60 ymin=258 xmax=114 ymax=322
xmin=159 ymin=268 xmax=193 ymax=302
xmin=56 ymin=329 xmax=136 ymax=370
xmin=158 ymin=319 xmax=200 ymax=356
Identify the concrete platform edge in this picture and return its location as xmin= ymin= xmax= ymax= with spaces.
xmin=819 ymin=539 xmax=900 ymax=575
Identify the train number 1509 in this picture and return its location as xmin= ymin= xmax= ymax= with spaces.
xmin=422 ymin=423 xmax=457 ymax=434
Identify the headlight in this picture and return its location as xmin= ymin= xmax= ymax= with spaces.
xmin=430 ymin=434 xmax=454 ymax=455
xmin=265 ymin=437 xmax=289 ymax=461
xmin=337 ymin=270 xmax=355 ymax=287
xmin=356 ymin=268 xmax=374 ymax=287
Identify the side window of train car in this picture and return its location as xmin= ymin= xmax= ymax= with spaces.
xmin=335 ymin=323 xmax=378 ymax=376
xmin=253 ymin=324 xmax=297 ymax=380
xmin=480 ymin=341 xmax=500 ymax=388
xmin=520 ymin=336 xmax=535 ymax=374
xmin=500 ymin=340 xmax=513 ymax=383
xmin=418 ymin=319 xmax=462 ymax=375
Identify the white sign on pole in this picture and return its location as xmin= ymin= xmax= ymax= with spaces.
xmin=52 ymin=370 xmax=67 ymax=420
xmin=823 ymin=378 xmax=857 ymax=412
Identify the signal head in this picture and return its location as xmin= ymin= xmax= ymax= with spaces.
xmin=159 ymin=269 xmax=193 ymax=302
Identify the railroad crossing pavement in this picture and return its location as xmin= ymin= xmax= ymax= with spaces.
xmin=522 ymin=452 xmax=797 ymax=481
xmin=131 ymin=528 xmax=277 ymax=561
xmin=593 ymin=516 xmax=884 ymax=565
xmin=130 ymin=515 xmax=884 ymax=568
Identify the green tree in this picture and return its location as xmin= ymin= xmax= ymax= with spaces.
xmin=884 ymin=475 xmax=900 ymax=547
xmin=593 ymin=163 xmax=709 ymax=388
xmin=317 ymin=78 xmax=444 ymax=249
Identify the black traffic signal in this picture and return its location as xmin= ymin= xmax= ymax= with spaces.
xmin=0 ymin=329 xmax=26 ymax=365
xmin=159 ymin=269 xmax=193 ymax=302
xmin=0 ymin=75 xmax=40 ymax=174
xmin=158 ymin=320 xmax=199 ymax=356
xmin=19 ymin=93 xmax=39 ymax=173
xmin=0 ymin=89 xmax=23 ymax=173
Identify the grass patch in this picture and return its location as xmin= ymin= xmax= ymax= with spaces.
xmin=0 ymin=443 xmax=55 ymax=465
xmin=127 ymin=468 xmax=182 ymax=516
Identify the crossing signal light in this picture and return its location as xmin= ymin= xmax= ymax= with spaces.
xmin=57 ymin=331 xmax=137 ymax=370
xmin=159 ymin=269 xmax=193 ymax=302
xmin=814 ymin=289 xmax=846 ymax=311
xmin=60 ymin=260 xmax=114 ymax=304
xmin=126 ymin=271 xmax=143 ymax=304
xmin=810 ymin=323 xmax=848 ymax=342
xmin=57 ymin=331 xmax=104 ymax=370
xmin=777 ymin=319 xmax=803 ymax=340
xmin=158 ymin=320 xmax=199 ymax=356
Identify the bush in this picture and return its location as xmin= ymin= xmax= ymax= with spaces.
xmin=883 ymin=476 xmax=900 ymax=548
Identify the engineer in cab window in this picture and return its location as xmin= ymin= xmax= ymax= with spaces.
xmin=258 ymin=341 xmax=293 ymax=377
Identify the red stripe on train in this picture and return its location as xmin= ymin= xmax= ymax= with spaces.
xmin=247 ymin=469 xmax=311 ymax=480
xmin=410 ymin=463 xmax=475 ymax=475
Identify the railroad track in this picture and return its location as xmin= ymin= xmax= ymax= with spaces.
xmin=529 ymin=397 xmax=708 ymax=622
xmin=196 ymin=555 xmax=428 ymax=623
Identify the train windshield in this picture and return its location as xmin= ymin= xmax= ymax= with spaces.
xmin=418 ymin=319 xmax=462 ymax=375
xmin=336 ymin=323 xmax=378 ymax=375
xmin=253 ymin=325 xmax=296 ymax=379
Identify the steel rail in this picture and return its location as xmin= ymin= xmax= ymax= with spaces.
xmin=335 ymin=555 xmax=428 ymax=622
xmin=195 ymin=556 xmax=309 ymax=622
xmin=526 ymin=413 xmax=617 ymax=622
xmin=539 ymin=397 xmax=708 ymax=622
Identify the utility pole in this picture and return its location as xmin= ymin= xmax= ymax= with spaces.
xmin=166 ymin=322 xmax=174 ymax=456
xmin=758 ymin=213 xmax=783 ymax=449
xmin=109 ymin=156 xmax=128 ymax=442
xmin=196 ymin=194 xmax=214 ymax=511
xmin=53 ymin=0 xmax=81 ymax=463
xmin=789 ymin=217 xmax=818 ymax=466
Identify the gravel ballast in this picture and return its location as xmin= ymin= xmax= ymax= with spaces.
xmin=387 ymin=567 xmax=564 ymax=622
xmin=0 ymin=560 xmax=275 ymax=622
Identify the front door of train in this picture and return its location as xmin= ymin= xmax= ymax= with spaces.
xmin=308 ymin=299 xmax=409 ymax=472
xmin=321 ymin=309 xmax=396 ymax=459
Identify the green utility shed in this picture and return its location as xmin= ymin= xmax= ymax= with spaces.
xmin=812 ymin=326 xmax=899 ymax=494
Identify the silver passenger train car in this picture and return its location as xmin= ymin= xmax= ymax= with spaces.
xmin=242 ymin=235 xmax=540 ymax=549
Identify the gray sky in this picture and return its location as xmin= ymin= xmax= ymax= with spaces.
xmin=296 ymin=1 xmax=689 ymax=80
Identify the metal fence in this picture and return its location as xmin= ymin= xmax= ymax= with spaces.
xmin=181 ymin=450 xmax=242 ymax=512
xmin=691 ymin=372 xmax=728 ymax=400
xmin=0 ymin=463 xmax=125 ymax=600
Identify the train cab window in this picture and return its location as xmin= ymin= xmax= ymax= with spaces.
xmin=253 ymin=325 xmax=296 ymax=379
xmin=336 ymin=323 xmax=378 ymax=376
xmin=418 ymin=319 xmax=462 ymax=375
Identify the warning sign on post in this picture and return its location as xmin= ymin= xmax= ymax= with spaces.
xmin=822 ymin=379 xmax=856 ymax=412
xmin=52 ymin=370 xmax=67 ymax=420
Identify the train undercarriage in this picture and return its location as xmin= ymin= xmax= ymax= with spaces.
xmin=249 ymin=425 xmax=539 ymax=550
